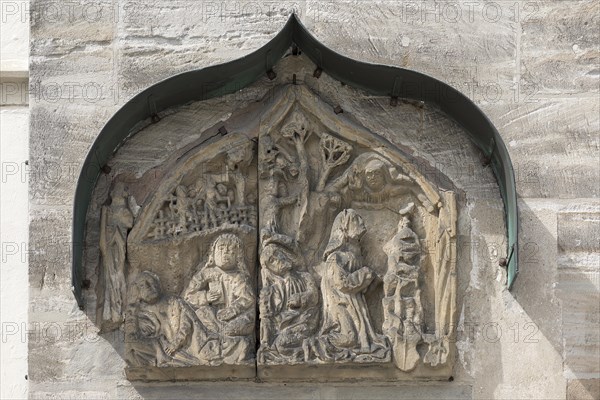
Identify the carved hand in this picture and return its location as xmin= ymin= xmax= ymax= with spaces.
xmin=207 ymin=290 xmax=220 ymax=303
xmin=217 ymin=307 xmax=237 ymax=321
xmin=163 ymin=342 xmax=179 ymax=356
xmin=287 ymin=293 xmax=302 ymax=309
xmin=140 ymin=322 xmax=155 ymax=338
xmin=361 ymin=267 xmax=373 ymax=279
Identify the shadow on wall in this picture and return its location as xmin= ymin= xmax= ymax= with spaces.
xmin=513 ymin=201 xmax=599 ymax=400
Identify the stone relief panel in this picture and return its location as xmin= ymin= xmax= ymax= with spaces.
xmin=117 ymin=135 xmax=258 ymax=380
xmin=91 ymin=85 xmax=457 ymax=382
xmin=254 ymin=88 xmax=457 ymax=380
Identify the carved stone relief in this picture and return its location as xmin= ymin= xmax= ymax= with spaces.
xmin=91 ymin=85 xmax=458 ymax=382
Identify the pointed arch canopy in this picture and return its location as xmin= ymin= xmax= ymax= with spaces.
xmin=72 ymin=14 xmax=518 ymax=308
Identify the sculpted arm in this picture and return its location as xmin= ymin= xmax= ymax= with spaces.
xmin=183 ymin=268 xmax=210 ymax=307
xmin=300 ymin=273 xmax=319 ymax=308
xmin=165 ymin=299 xmax=194 ymax=355
xmin=217 ymin=278 xmax=254 ymax=322
xmin=328 ymin=254 xmax=373 ymax=294
xmin=232 ymin=280 xmax=255 ymax=315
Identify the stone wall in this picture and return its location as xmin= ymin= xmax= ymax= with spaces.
xmin=1 ymin=0 xmax=29 ymax=398
xmin=17 ymin=1 xmax=600 ymax=399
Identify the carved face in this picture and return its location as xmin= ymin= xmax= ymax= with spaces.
xmin=262 ymin=245 xmax=293 ymax=276
xmin=364 ymin=160 xmax=386 ymax=191
xmin=216 ymin=183 xmax=227 ymax=196
xmin=346 ymin=211 xmax=367 ymax=241
xmin=138 ymin=274 xmax=161 ymax=304
xmin=111 ymin=182 xmax=128 ymax=206
xmin=213 ymin=235 xmax=239 ymax=271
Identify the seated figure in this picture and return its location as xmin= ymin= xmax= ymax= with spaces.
xmin=127 ymin=270 xmax=214 ymax=367
xmin=258 ymin=239 xmax=319 ymax=364
xmin=183 ymin=233 xmax=255 ymax=364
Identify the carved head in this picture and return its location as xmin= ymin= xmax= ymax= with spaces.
xmin=324 ymin=209 xmax=366 ymax=260
xmin=136 ymin=271 xmax=162 ymax=304
xmin=111 ymin=182 xmax=128 ymax=206
xmin=364 ymin=159 xmax=387 ymax=191
xmin=209 ymin=233 xmax=244 ymax=272
xmin=216 ymin=183 xmax=228 ymax=196
xmin=260 ymin=243 xmax=293 ymax=276
xmin=342 ymin=209 xmax=367 ymax=241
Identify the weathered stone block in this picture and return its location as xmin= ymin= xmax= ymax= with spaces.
xmin=567 ymin=378 xmax=600 ymax=400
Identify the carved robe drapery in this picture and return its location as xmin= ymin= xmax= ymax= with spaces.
xmin=94 ymin=84 xmax=458 ymax=381
xmin=97 ymin=184 xmax=134 ymax=332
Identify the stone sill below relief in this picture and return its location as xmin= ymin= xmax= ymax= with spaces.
xmin=120 ymin=381 xmax=473 ymax=400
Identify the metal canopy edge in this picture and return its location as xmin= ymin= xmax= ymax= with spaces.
xmin=72 ymin=14 xmax=518 ymax=308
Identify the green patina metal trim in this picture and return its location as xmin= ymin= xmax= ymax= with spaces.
xmin=72 ymin=14 xmax=518 ymax=308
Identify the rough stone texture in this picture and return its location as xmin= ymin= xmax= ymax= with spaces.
xmin=27 ymin=0 xmax=599 ymax=399
xmin=557 ymin=204 xmax=600 ymax=381
xmin=567 ymin=379 xmax=600 ymax=400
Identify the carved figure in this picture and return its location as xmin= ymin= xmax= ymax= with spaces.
xmin=280 ymin=115 xmax=349 ymax=249
xmin=183 ymin=233 xmax=255 ymax=364
xmin=127 ymin=271 xmax=215 ymax=367
xmin=226 ymin=141 xmax=254 ymax=206
xmin=169 ymin=185 xmax=190 ymax=234
xmin=330 ymin=154 xmax=428 ymax=210
xmin=258 ymin=238 xmax=319 ymax=364
xmin=382 ymin=203 xmax=424 ymax=371
xmin=205 ymin=181 xmax=235 ymax=227
xmin=286 ymin=118 xmax=312 ymax=243
xmin=145 ymin=141 xmax=257 ymax=241
xmin=98 ymin=182 xmax=134 ymax=332
xmin=305 ymin=209 xmax=390 ymax=363
xmin=260 ymin=175 xmax=297 ymax=237
xmin=110 ymin=88 xmax=461 ymax=380
xmin=424 ymin=191 xmax=457 ymax=367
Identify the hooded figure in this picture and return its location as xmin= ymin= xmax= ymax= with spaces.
xmin=307 ymin=209 xmax=389 ymax=363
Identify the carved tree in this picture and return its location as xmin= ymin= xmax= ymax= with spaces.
xmin=317 ymin=133 xmax=353 ymax=191
xmin=93 ymin=85 xmax=458 ymax=382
